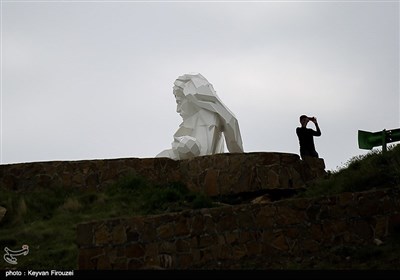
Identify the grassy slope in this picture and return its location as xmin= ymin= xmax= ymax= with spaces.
xmin=1 ymin=144 xmax=399 ymax=269
xmin=300 ymin=144 xmax=400 ymax=198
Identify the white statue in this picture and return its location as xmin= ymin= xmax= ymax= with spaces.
xmin=157 ymin=73 xmax=244 ymax=160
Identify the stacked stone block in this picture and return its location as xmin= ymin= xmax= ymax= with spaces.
xmin=77 ymin=188 xmax=400 ymax=269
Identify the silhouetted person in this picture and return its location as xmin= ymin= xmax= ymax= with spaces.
xmin=296 ymin=115 xmax=321 ymax=159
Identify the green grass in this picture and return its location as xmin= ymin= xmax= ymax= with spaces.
xmin=299 ymin=144 xmax=400 ymax=198
xmin=0 ymin=174 xmax=214 ymax=269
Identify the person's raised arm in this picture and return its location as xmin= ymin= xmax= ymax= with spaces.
xmin=311 ymin=117 xmax=321 ymax=136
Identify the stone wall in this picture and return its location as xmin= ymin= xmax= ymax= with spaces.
xmin=0 ymin=153 xmax=325 ymax=196
xmin=77 ymin=188 xmax=400 ymax=269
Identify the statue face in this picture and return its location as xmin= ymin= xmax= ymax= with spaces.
xmin=175 ymin=95 xmax=196 ymax=119
xmin=173 ymin=87 xmax=199 ymax=120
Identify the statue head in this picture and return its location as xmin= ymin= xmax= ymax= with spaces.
xmin=172 ymin=73 xmax=214 ymax=119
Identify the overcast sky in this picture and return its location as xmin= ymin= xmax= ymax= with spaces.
xmin=1 ymin=0 xmax=399 ymax=171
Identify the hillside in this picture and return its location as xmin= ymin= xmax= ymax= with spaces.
xmin=0 ymin=145 xmax=399 ymax=269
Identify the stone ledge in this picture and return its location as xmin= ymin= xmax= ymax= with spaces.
xmin=0 ymin=152 xmax=326 ymax=196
